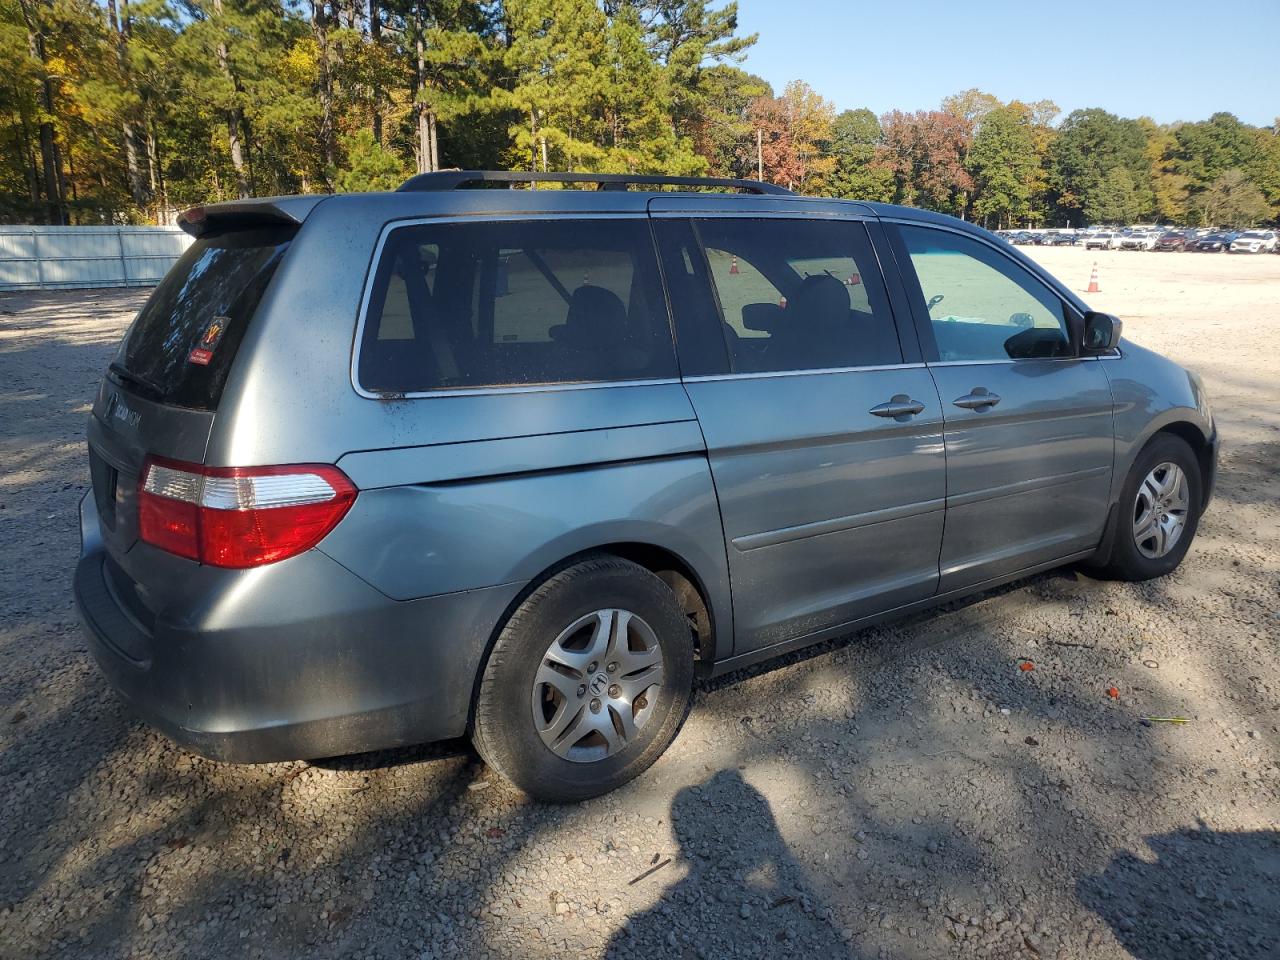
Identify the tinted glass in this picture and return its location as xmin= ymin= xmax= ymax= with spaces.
xmin=115 ymin=226 xmax=294 ymax=409
xmin=900 ymin=225 xmax=1073 ymax=362
xmin=359 ymin=219 xmax=676 ymax=393
xmin=694 ymin=218 xmax=900 ymax=374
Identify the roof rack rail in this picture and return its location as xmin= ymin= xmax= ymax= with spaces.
xmin=396 ymin=170 xmax=793 ymax=196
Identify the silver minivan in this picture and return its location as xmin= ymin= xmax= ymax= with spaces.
xmin=75 ymin=172 xmax=1217 ymax=800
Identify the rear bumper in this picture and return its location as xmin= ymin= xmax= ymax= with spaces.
xmin=74 ymin=491 xmax=522 ymax=762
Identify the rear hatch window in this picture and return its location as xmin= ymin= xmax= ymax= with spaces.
xmin=112 ymin=225 xmax=295 ymax=410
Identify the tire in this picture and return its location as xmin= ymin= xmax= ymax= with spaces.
xmin=472 ymin=556 xmax=695 ymax=801
xmin=1090 ymin=434 xmax=1203 ymax=582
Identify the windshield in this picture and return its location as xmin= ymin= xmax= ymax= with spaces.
xmin=114 ymin=225 xmax=295 ymax=410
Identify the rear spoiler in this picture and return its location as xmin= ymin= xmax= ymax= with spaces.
xmin=178 ymin=195 xmax=328 ymax=238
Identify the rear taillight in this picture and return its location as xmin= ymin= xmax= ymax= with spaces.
xmin=138 ymin=458 xmax=356 ymax=568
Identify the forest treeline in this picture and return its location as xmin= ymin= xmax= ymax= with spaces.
xmin=4 ymin=0 xmax=1279 ymax=228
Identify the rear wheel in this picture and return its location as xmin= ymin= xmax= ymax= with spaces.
xmin=1090 ymin=434 xmax=1203 ymax=581
xmin=472 ymin=556 xmax=695 ymax=801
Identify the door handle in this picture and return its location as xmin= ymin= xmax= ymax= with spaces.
xmin=869 ymin=395 xmax=926 ymax=420
xmin=953 ymin=388 xmax=1001 ymax=411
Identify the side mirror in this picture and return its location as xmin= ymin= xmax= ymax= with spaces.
xmin=1081 ymin=311 xmax=1122 ymax=354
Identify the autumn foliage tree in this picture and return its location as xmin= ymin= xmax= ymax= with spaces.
xmin=746 ymin=80 xmax=834 ymax=191
xmin=877 ymin=109 xmax=973 ymax=215
xmin=2 ymin=7 xmax=1279 ymax=229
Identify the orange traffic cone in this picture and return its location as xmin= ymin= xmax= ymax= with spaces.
xmin=1087 ymin=262 xmax=1100 ymax=294
xmin=846 ymin=272 xmax=861 ymax=286
xmin=729 ymin=255 xmax=740 ymax=275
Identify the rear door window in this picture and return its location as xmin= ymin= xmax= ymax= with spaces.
xmin=694 ymin=218 xmax=901 ymax=374
xmin=358 ymin=219 xmax=676 ymax=394
xmin=114 ymin=225 xmax=294 ymax=410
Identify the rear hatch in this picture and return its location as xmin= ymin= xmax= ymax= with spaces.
xmin=88 ymin=222 xmax=296 ymax=570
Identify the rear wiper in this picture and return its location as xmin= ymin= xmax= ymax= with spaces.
xmin=108 ymin=362 xmax=165 ymax=402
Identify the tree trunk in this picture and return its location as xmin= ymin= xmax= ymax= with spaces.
xmin=147 ymin=121 xmax=166 ymax=219
xmin=109 ymin=0 xmax=152 ymax=210
xmin=19 ymin=0 xmax=66 ymax=223
xmin=369 ymin=0 xmax=382 ymax=144
xmin=416 ymin=104 xmax=432 ymax=174
xmin=226 ymin=116 xmax=248 ymax=198
xmin=413 ymin=11 xmax=433 ymax=174
xmin=312 ymin=0 xmax=336 ymax=187
xmin=212 ymin=0 xmax=250 ymax=198
xmin=529 ymin=109 xmax=537 ymax=172
xmin=65 ymin=140 xmax=78 ymax=213
xmin=123 ymin=120 xmax=144 ymax=204
xmin=16 ymin=102 xmax=40 ymax=209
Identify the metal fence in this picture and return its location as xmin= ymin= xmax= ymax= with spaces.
xmin=0 ymin=225 xmax=192 ymax=292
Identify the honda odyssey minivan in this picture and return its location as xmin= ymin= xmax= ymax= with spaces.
xmin=75 ymin=171 xmax=1217 ymax=800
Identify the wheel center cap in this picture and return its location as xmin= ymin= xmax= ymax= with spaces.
xmin=589 ymin=673 xmax=610 ymax=697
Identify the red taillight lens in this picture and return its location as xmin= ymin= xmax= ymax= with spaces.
xmin=138 ymin=458 xmax=356 ymax=568
xmin=138 ymin=491 xmax=200 ymax=561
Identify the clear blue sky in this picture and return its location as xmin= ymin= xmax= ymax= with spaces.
xmin=733 ymin=0 xmax=1279 ymax=127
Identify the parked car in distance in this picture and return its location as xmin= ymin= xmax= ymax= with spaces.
xmin=1085 ymin=232 xmax=1119 ymax=250
xmin=74 ymin=171 xmax=1218 ymax=801
xmin=1229 ymin=230 xmax=1278 ymax=254
xmin=1154 ymin=231 xmax=1189 ymax=251
xmin=1044 ymin=232 xmax=1078 ymax=246
xmin=1120 ymin=231 xmax=1158 ymax=251
xmin=1190 ymin=231 xmax=1239 ymax=252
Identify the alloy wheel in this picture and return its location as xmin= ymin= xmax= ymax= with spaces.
xmin=1132 ymin=461 xmax=1190 ymax=559
xmin=530 ymin=609 xmax=665 ymax=763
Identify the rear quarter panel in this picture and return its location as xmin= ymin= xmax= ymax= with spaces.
xmin=319 ymin=438 xmax=732 ymax=648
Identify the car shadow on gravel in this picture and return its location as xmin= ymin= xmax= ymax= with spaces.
xmin=0 ymin=669 xmax=143 ymax=937
xmin=606 ymin=769 xmax=862 ymax=959
xmin=1077 ymin=824 xmax=1280 ymax=959
xmin=308 ymin=736 xmax=475 ymax=772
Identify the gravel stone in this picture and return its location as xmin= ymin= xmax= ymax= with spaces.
xmin=2 ymin=253 xmax=1280 ymax=960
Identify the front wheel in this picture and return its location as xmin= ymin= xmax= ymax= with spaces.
xmin=1090 ymin=434 xmax=1203 ymax=581
xmin=472 ymin=556 xmax=695 ymax=801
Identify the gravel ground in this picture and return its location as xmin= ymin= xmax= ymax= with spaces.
xmin=1 ymin=247 xmax=1278 ymax=960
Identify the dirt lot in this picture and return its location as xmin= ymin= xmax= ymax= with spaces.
xmin=1 ymin=246 xmax=1277 ymax=960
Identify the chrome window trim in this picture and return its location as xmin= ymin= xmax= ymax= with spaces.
xmin=930 ymin=358 xmax=1067 ymax=367
xmin=928 ymin=352 xmax=1121 ymax=367
xmin=350 ymin=212 xmax=666 ymax=401
xmin=927 ymin=358 xmax=1019 ymax=367
xmin=683 ymin=362 xmax=926 ymax=384
xmin=649 ymin=207 xmax=874 ymax=221
xmin=353 ymin=377 xmax=682 ymax=401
